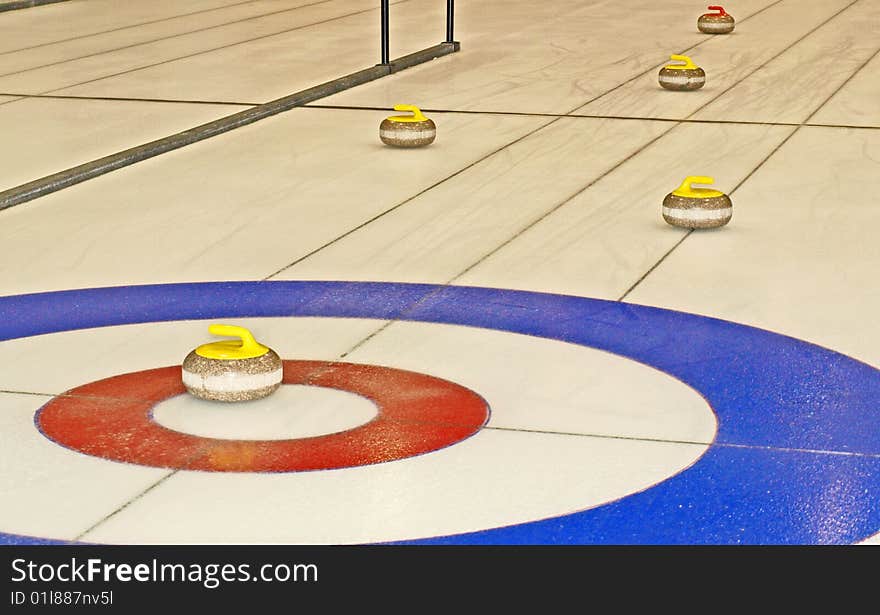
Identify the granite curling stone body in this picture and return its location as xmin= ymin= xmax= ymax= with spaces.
xmin=697 ymin=5 xmax=735 ymax=34
xmin=182 ymin=324 xmax=283 ymax=402
xmin=662 ymin=176 xmax=732 ymax=229
xmin=658 ymin=55 xmax=706 ymax=91
xmin=379 ymin=104 xmax=436 ymax=147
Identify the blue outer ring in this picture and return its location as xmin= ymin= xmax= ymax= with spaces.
xmin=1 ymin=281 xmax=879 ymax=545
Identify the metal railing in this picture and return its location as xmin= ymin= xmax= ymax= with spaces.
xmin=380 ymin=0 xmax=458 ymax=65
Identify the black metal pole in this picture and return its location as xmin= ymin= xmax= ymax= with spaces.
xmin=380 ymin=0 xmax=390 ymax=64
xmin=446 ymin=0 xmax=455 ymax=42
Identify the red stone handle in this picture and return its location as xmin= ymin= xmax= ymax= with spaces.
xmin=707 ymin=5 xmax=728 ymax=16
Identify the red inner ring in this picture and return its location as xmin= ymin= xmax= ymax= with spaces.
xmin=36 ymin=360 xmax=489 ymax=472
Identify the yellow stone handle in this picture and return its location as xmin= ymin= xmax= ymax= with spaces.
xmin=678 ymin=176 xmax=714 ymax=192
xmin=667 ymin=54 xmax=698 ymax=70
xmin=387 ymin=104 xmax=428 ymax=123
xmin=208 ymin=324 xmax=261 ymax=354
xmin=194 ymin=324 xmax=270 ymax=360
xmin=673 ymin=176 xmax=724 ymax=198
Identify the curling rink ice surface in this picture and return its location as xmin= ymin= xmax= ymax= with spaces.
xmin=0 ymin=0 xmax=879 ymax=545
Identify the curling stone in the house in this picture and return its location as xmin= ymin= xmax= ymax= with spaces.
xmin=698 ymin=5 xmax=735 ymax=34
xmin=379 ymin=104 xmax=436 ymax=147
xmin=662 ymin=176 xmax=732 ymax=229
xmin=658 ymin=55 xmax=706 ymax=91
xmin=182 ymin=324 xmax=283 ymax=402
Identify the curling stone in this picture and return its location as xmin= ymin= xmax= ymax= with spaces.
xmin=658 ymin=55 xmax=706 ymax=91
xmin=662 ymin=176 xmax=732 ymax=229
xmin=698 ymin=5 xmax=735 ymax=34
xmin=182 ymin=324 xmax=283 ymax=402
xmin=379 ymin=104 xmax=436 ymax=147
